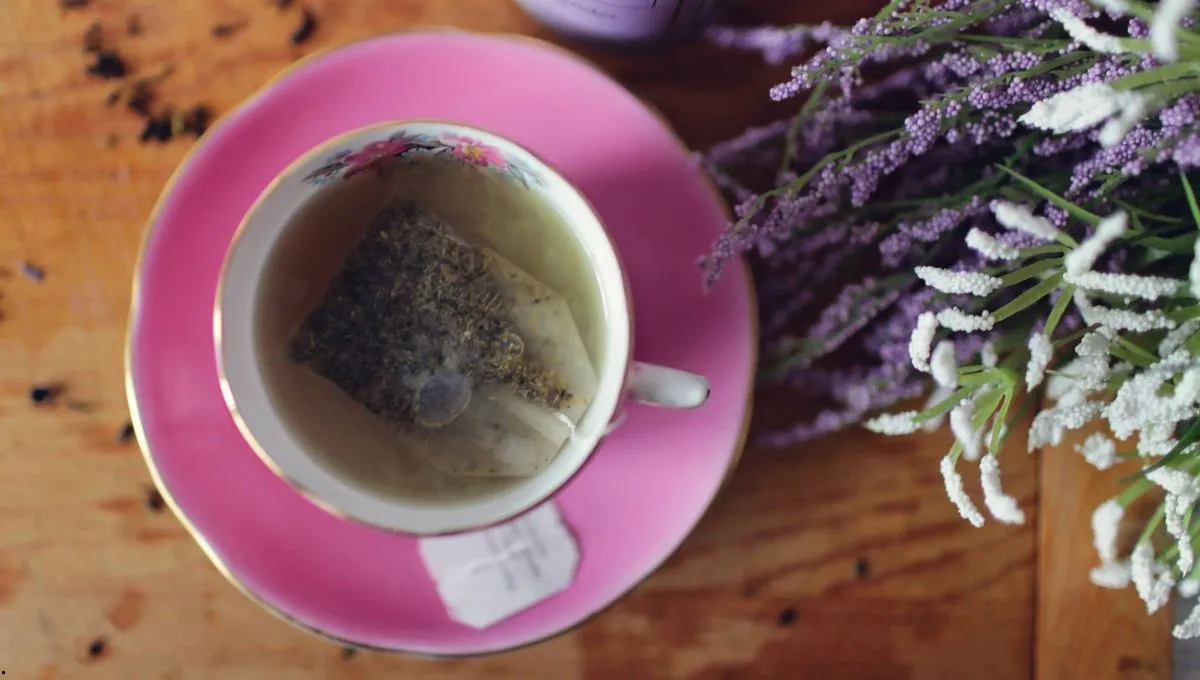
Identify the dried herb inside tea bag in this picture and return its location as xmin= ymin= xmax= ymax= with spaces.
xmin=408 ymin=250 xmax=602 ymax=477
xmin=289 ymin=196 xmax=598 ymax=478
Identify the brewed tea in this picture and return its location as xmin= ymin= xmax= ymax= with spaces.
xmin=255 ymin=156 xmax=606 ymax=504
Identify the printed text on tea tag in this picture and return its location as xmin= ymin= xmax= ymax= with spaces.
xmin=418 ymin=503 xmax=579 ymax=629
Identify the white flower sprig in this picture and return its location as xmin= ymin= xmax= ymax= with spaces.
xmin=1075 ymin=290 xmax=1177 ymax=331
xmin=1051 ymin=9 xmax=1130 ymax=54
xmin=1064 ymin=211 xmax=1127 ymax=275
xmin=1077 ymin=432 xmax=1118 ymax=470
xmin=966 ymin=228 xmax=1020 ymax=261
xmin=1092 ymin=499 xmax=1125 ymax=565
xmin=980 ymin=453 xmax=1026 ymax=524
xmin=1025 ymin=334 xmax=1054 ymax=389
xmin=941 ymin=453 xmax=985 ymax=527
xmin=930 ymin=340 xmax=959 ymax=387
xmin=950 ymin=401 xmax=982 ymax=461
xmin=914 ymin=266 xmax=1004 ymax=296
xmin=1190 ymin=237 xmax=1200 ymax=299
xmin=990 ymin=200 xmax=1060 ymax=241
xmin=1065 ymin=271 xmax=1181 ymax=301
xmin=938 ymin=307 xmax=996 ymax=332
xmin=1151 ymin=0 xmax=1198 ymax=61
xmin=910 ymin=311 xmax=938 ymax=372
xmin=867 ymin=143 xmax=1200 ymax=637
xmin=1132 ymin=541 xmax=1176 ymax=614
xmin=864 ymin=411 xmax=922 ymax=435
xmin=1099 ymin=94 xmax=1150 ymax=148
xmin=1019 ymin=83 xmax=1145 ymax=135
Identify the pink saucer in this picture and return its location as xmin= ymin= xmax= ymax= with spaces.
xmin=127 ymin=31 xmax=754 ymax=655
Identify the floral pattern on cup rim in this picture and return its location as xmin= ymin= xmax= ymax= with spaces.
xmin=302 ymin=130 xmax=546 ymax=189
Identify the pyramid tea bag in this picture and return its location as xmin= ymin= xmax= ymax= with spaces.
xmin=288 ymin=194 xmax=599 ymax=478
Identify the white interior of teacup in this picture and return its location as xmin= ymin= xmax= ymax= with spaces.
xmin=215 ymin=121 xmax=630 ymax=535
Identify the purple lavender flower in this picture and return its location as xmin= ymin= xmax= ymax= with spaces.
xmin=707 ymin=22 xmax=844 ymax=65
xmin=702 ymin=0 xmax=1200 ymax=449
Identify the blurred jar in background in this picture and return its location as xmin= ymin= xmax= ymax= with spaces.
xmin=513 ymin=0 xmax=734 ymax=47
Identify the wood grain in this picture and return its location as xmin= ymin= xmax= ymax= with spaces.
xmin=1037 ymin=427 xmax=1173 ymax=680
xmin=0 ymin=0 xmax=1166 ymax=678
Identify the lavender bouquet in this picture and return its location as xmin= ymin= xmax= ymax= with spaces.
xmin=704 ymin=0 xmax=1200 ymax=637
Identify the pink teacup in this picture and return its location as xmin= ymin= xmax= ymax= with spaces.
xmin=215 ymin=120 xmax=709 ymax=536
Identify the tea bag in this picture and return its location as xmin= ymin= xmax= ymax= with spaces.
xmin=288 ymin=194 xmax=598 ymax=478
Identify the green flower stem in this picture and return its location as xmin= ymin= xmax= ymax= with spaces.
xmin=1135 ymin=234 xmax=1196 ymax=253
xmin=1111 ymin=61 xmax=1200 ymax=91
xmin=1116 ymin=476 xmax=1156 ymax=508
xmin=1136 ymin=419 xmax=1200 ymax=478
xmin=780 ymin=79 xmax=831 ymax=176
xmin=996 ymin=394 xmax=1034 ymax=451
xmin=1168 ymin=304 xmax=1200 ymax=323
xmin=947 ymin=440 xmax=965 ymax=465
xmin=994 ymin=165 xmax=1092 ymax=239
xmin=1141 ymin=77 xmax=1200 ymax=102
xmin=781 ymin=130 xmax=901 ymax=196
xmin=973 ymin=388 xmax=1005 ymax=428
xmin=1053 ymin=325 xmax=1097 ymax=349
xmin=1020 ymin=244 xmax=1070 ymax=258
xmin=989 ymin=389 xmax=1014 ymax=452
xmin=915 ymin=385 xmax=976 ymax=422
xmin=958 ymin=370 xmax=1005 ymax=387
xmin=999 ymin=258 xmax=1061 ymax=286
xmin=1110 ymin=343 xmax=1155 ymax=368
xmin=1136 ymin=502 xmax=1167 ymax=548
xmin=1114 ymin=199 xmax=1185 ymax=227
xmin=1115 ymin=336 xmax=1160 ymax=367
xmin=1183 ymin=171 xmax=1200 ymax=229
xmin=1153 ymin=462 xmax=1200 ymax=564
xmin=1043 ymin=283 xmax=1076 ymax=339
xmin=992 ymin=272 xmax=1065 ymax=323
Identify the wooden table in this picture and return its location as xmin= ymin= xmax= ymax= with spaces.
xmin=0 ymin=0 xmax=1173 ymax=678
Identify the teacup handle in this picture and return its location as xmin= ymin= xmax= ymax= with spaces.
xmin=627 ymin=362 xmax=710 ymax=409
